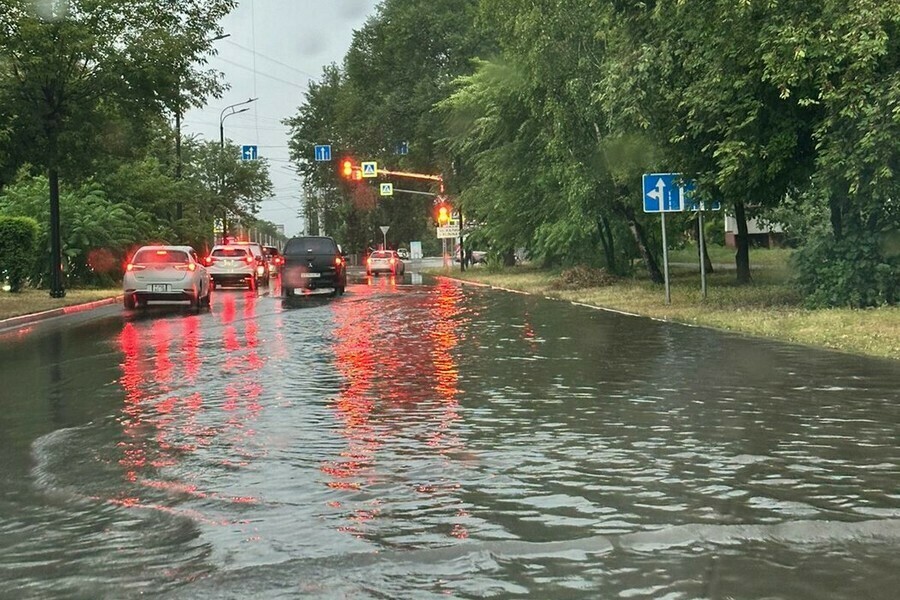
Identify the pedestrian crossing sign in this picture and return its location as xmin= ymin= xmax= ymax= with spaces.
xmin=380 ymin=183 xmax=393 ymax=196
xmin=361 ymin=161 xmax=377 ymax=177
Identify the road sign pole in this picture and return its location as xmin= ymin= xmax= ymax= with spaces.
xmin=698 ymin=209 xmax=707 ymax=299
xmin=661 ymin=211 xmax=671 ymax=305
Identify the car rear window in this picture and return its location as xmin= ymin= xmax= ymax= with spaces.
xmin=284 ymin=238 xmax=337 ymax=254
xmin=133 ymin=249 xmax=190 ymax=264
xmin=212 ymin=247 xmax=251 ymax=258
xmin=371 ymin=251 xmax=392 ymax=259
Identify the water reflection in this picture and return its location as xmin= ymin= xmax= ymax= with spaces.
xmin=324 ymin=279 xmax=467 ymax=541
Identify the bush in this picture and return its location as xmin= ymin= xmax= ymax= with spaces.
xmin=792 ymin=229 xmax=898 ymax=308
xmin=0 ymin=216 xmax=39 ymax=292
xmin=549 ymin=265 xmax=618 ymax=290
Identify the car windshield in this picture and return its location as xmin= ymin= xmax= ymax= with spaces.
xmin=284 ymin=238 xmax=336 ymax=254
xmin=211 ymin=248 xmax=250 ymax=258
xmin=132 ymin=249 xmax=190 ymax=264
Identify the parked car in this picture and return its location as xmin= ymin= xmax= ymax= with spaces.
xmin=203 ymin=245 xmax=264 ymax=290
xmin=123 ymin=245 xmax=211 ymax=311
xmin=262 ymin=245 xmax=283 ymax=275
xmin=367 ymin=250 xmax=406 ymax=276
xmin=454 ymin=245 xmax=487 ymax=264
xmin=281 ymin=236 xmax=347 ymax=297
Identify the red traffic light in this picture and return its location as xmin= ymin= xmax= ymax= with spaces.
xmin=341 ymin=159 xmax=353 ymax=178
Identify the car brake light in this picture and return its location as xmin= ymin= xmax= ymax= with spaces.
xmin=335 ymin=256 xmax=343 ymax=266
xmin=126 ymin=263 xmax=146 ymax=271
xmin=204 ymin=256 xmax=214 ymax=266
xmin=245 ymin=255 xmax=254 ymax=264
xmin=389 ymin=258 xmax=395 ymax=265
xmin=175 ymin=263 xmax=196 ymax=271
xmin=155 ymin=250 xmax=168 ymax=255
xmin=366 ymin=257 xmax=372 ymax=265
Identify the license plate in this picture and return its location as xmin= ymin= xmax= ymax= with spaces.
xmin=300 ymin=272 xmax=321 ymax=278
xmin=150 ymin=284 xmax=168 ymax=292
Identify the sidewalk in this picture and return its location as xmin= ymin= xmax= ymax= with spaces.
xmin=0 ymin=290 xmax=121 ymax=329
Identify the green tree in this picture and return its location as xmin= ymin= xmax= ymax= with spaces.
xmin=0 ymin=0 xmax=235 ymax=296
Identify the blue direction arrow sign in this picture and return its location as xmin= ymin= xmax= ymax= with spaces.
xmin=241 ymin=145 xmax=258 ymax=160
xmin=395 ymin=141 xmax=409 ymax=155
xmin=314 ymin=144 xmax=332 ymax=161
xmin=642 ymin=173 xmax=693 ymax=212
xmin=684 ymin=196 xmax=721 ymax=211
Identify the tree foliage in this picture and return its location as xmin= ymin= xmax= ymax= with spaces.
xmin=0 ymin=215 xmax=38 ymax=291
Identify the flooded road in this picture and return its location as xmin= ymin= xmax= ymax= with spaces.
xmin=1 ymin=275 xmax=898 ymax=599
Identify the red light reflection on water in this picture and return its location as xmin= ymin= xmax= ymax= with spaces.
xmin=114 ymin=297 xmax=264 ymax=515
xmin=323 ymin=280 xmax=469 ymax=538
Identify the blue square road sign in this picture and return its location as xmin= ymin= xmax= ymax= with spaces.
xmin=314 ymin=144 xmax=332 ymax=161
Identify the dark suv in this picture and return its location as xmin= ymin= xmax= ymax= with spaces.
xmin=281 ymin=236 xmax=347 ymax=298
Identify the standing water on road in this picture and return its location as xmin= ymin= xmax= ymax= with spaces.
xmin=1 ymin=277 xmax=898 ymax=599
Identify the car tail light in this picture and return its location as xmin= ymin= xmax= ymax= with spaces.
xmin=175 ymin=263 xmax=196 ymax=271
xmin=335 ymin=256 xmax=343 ymax=267
xmin=275 ymin=256 xmax=283 ymax=265
xmin=244 ymin=255 xmax=254 ymax=264
xmin=126 ymin=263 xmax=146 ymax=272
xmin=366 ymin=257 xmax=372 ymax=265
xmin=389 ymin=258 xmax=396 ymax=266
xmin=204 ymin=256 xmax=214 ymax=266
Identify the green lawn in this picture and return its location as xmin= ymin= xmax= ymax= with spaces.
xmin=0 ymin=287 xmax=121 ymax=321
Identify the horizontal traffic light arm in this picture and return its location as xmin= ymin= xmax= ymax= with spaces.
xmin=377 ymin=168 xmax=443 ymax=182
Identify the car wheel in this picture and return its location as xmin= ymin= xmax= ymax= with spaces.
xmin=124 ymin=293 xmax=136 ymax=310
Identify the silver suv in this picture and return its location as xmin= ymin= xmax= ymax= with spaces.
xmin=204 ymin=245 xmax=266 ymax=290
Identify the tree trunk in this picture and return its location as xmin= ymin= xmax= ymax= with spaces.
xmin=48 ymin=166 xmax=65 ymax=297
xmin=733 ymin=200 xmax=752 ymax=284
xmin=617 ymin=202 xmax=664 ymax=284
xmin=598 ymin=215 xmax=617 ymax=273
xmin=503 ymin=248 xmax=516 ymax=266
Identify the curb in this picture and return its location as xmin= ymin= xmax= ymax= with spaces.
xmin=0 ymin=295 xmax=122 ymax=330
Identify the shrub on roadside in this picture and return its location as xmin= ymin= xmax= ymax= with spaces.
xmin=792 ymin=229 xmax=898 ymax=308
xmin=0 ymin=216 xmax=39 ymax=292
xmin=549 ymin=265 xmax=617 ymax=290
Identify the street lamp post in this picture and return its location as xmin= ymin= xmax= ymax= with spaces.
xmin=218 ymin=97 xmax=257 ymax=238
xmin=219 ymin=97 xmax=257 ymax=148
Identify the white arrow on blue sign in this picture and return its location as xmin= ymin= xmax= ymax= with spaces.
xmin=241 ymin=145 xmax=258 ymax=160
xmin=314 ymin=144 xmax=331 ymax=161
xmin=642 ymin=173 xmax=694 ymax=213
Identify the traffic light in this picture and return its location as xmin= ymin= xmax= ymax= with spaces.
xmin=341 ymin=159 xmax=353 ymax=178
xmin=434 ymin=202 xmax=452 ymax=226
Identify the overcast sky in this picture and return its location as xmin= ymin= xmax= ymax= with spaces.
xmin=182 ymin=0 xmax=382 ymax=237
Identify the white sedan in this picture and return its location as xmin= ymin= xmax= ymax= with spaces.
xmin=366 ymin=250 xmax=406 ymax=276
xmin=123 ymin=245 xmax=211 ymax=311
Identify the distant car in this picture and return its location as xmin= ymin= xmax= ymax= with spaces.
xmin=123 ymin=245 xmax=211 ymax=311
xmin=281 ymin=235 xmax=347 ymax=297
xmin=262 ymin=245 xmax=283 ymax=275
xmin=454 ymin=245 xmax=487 ymax=264
xmin=367 ymin=250 xmax=406 ymax=276
xmin=396 ymin=248 xmax=410 ymax=260
xmin=203 ymin=245 xmax=265 ymax=290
